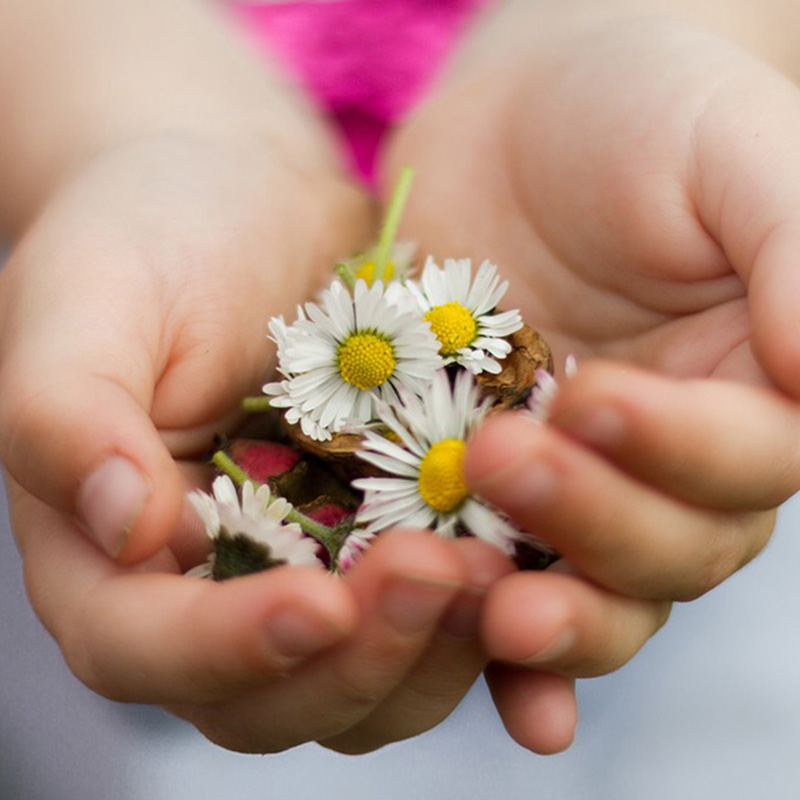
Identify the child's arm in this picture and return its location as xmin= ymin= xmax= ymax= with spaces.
xmin=383 ymin=0 xmax=800 ymax=751
xmin=0 ymin=0 xmax=509 ymax=754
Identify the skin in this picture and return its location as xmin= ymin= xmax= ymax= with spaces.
xmin=0 ymin=0 xmax=513 ymax=755
xmin=383 ymin=0 xmax=800 ymax=751
xmin=3 ymin=0 xmax=800 ymax=757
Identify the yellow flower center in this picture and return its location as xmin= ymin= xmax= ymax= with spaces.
xmin=355 ymin=260 xmax=395 ymax=286
xmin=337 ymin=332 xmax=396 ymax=391
xmin=417 ymin=439 xmax=469 ymax=513
xmin=424 ymin=302 xmax=477 ymax=355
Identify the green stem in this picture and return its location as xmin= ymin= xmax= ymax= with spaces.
xmin=285 ymin=508 xmax=339 ymax=549
xmin=211 ymin=449 xmax=339 ymax=550
xmin=373 ymin=166 xmax=414 ymax=284
xmin=335 ymin=262 xmax=357 ymax=291
xmin=241 ymin=396 xmax=273 ymax=413
xmin=212 ymin=450 xmax=251 ymax=487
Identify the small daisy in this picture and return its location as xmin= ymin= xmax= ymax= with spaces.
xmin=407 ymin=257 xmax=523 ymax=375
xmin=187 ymin=476 xmax=322 ymax=578
xmin=336 ymin=241 xmax=417 ymax=288
xmin=352 ymin=370 xmax=522 ymax=554
xmin=263 ymin=279 xmax=443 ymax=441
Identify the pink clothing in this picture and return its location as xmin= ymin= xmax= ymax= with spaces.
xmin=229 ymin=0 xmax=490 ymax=183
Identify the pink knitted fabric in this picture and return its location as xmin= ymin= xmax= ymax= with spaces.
xmin=228 ymin=0 xmax=490 ymax=183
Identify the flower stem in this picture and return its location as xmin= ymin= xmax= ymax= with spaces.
xmin=212 ymin=450 xmax=251 ymax=487
xmin=284 ymin=508 xmax=339 ymax=549
xmin=241 ymin=396 xmax=273 ymax=413
xmin=211 ymin=449 xmax=340 ymax=550
xmin=335 ymin=262 xmax=357 ymax=291
xmin=373 ymin=166 xmax=414 ymax=284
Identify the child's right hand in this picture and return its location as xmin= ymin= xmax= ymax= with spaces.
xmin=0 ymin=0 xmax=521 ymax=755
xmin=0 ymin=127 xmax=522 ymax=754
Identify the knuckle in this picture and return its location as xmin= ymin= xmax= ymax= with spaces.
xmin=179 ymin=709 xmax=288 ymax=755
xmin=320 ymin=734 xmax=391 ymax=756
xmin=739 ymin=510 xmax=776 ymax=565
xmin=570 ymin=599 xmax=673 ymax=679
xmin=654 ymin=600 xmax=673 ymax=633
xmin=679 ymin=511 xmax=775 ymax=602
xmin=0 ymin=367 xmax=64 ymax=486
xmin=57 ymin=618 xmax=120 ymax=701
xmin=674 ymin=556 xmax=725 ymax=602
xmin=325 ymin=658 xmax=386 ymax=713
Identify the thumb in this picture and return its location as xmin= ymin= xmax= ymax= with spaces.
xmin=747 ymin=220 xmax=800 ymax=399
xmin=0 ymin=269 xmax=185 ymax=566
xmin=692 ymin=68 xmax=800 ymax=398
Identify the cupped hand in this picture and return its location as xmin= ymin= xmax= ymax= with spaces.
xmin=0 ymin=131 xmax=369 ymax=563
xmin=382 ymin=7 xmax=800 ymax=750
xmin=10 ymin=471 xmax=514 ymax=753
xmin=0 ymin=127 xmax=516 ymax=754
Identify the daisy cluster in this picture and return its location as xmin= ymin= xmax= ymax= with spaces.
xmin=263 ymin=255 xmax=522 ymax=442
xmin=187 ymin=171 xmax=559 ymax=578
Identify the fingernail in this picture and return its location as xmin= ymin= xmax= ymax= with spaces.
xmin=382 ymin=576 xmax=459 ymax=635
xmin=559 ymin=406 xmax=626 ymax=449
xmin=523 ymin=627 xmax=577 ymax=665
xmin=78 ymin=456 xmax=151 ymax=558
xmin=267 ymin=607 xmax=346 ymax=663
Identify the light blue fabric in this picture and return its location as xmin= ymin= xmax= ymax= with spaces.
xmin=2 ymin=474 xmax=799 ymax=799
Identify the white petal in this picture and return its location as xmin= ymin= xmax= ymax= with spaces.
xmin=357 ymin=450 xmax=420 ymax=477
xmin=352 ymin=477 xmax=418 ymax=493
xmin=459 ymin=500 xmax=519 ymax=554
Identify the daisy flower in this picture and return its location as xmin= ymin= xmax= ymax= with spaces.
xmin=407 ymin=257 xmax=523 ymax=375
xmin=352 ymin=370 xmax=522 ymax=555
xmin=263 ymin=279 xmax=443 ymax=441
xmin=187 ymin=476 xmax=322 ymax=578
xmin=336 ymin=241 xmax=417 ymax=289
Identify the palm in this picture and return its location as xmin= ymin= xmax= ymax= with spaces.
xmin=386 ymin=19 xmax=799 ymax=387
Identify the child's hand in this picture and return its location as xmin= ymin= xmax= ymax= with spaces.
xmin=0 ymin=133 xmax=370 ymax=563
xmin=9 ymin=468 xmax=513 ymax=752
xmin=383 ymin=3 xmax=800 ymax=751
xmin=0 ymin=0 xmax=516 ymax=754
xmin=0 ymin=131 xmax=518 ymax=753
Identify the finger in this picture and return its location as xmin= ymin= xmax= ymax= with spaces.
xmin=8 ymin=476 xmax=358 ymax=705
xmin=464 ymin=414 xmax=775 ymax=600
xmin=0 ymin=241 xmax=185 ymax=564
xmin=549 ymin=361 xmax=800 ymax=510
xmin=481 ymin=566 xmax=670 ymax=678
xmin=748 ymin=220 xmax=800 ymax=399
xmin=321 ymin=538 xmax=516 ymax=754
xmin=690 ymin=68 xmax=800 ymax=398
xmin=180 ymin=530 xmax=469 ymax=754
xmin=485 ymin=665 xmax=578 ymax=755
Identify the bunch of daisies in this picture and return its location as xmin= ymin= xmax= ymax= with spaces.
xmin=188 ymin=169 xmax=558 ymax=579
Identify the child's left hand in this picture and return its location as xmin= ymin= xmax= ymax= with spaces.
xmin=381 ymin=3 xmax=800 ymax=752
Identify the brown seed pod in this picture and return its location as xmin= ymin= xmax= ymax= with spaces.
xmin=474 ymin=325 xmax=554 ymax=409
xmin=280 ymin=422 xmax=378 ymax=481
